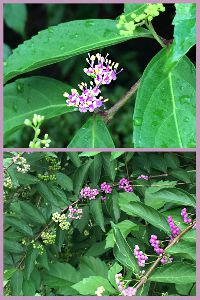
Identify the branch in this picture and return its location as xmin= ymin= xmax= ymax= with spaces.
xmin=103 ymin=79 xmax=140 ymax=124
xmin=134 ymin=220 xmax=196 ymax=292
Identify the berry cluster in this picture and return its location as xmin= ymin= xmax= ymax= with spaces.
xmin=100 ymin=182 xmax=112 ymax=194
xmin=24 ymin=114 xmax=51 ymax=148
xmin=3 ymin=175 xmax=12 ymax=189
xmin=46 ymin=156 xmax=61 ymax=171
xmin=117 ymin=4 xmax=165 ymax=36
xmin=119 ymin=178 xmax=133 ymax=192
xmin=52 ymin=212 xmax=70 ymax=230
xmin=95 ymin=286 xmax=105 ymax=296
xmin=30 ymin=240 xmax=44 ymax=254
xmin=41 ymin=231 xmax=56 ymax=245
xmin=167 ymin=216 xmax=180 ymax=239
xmin=181 ymin=208 xmax=192 ymax=224
xmin=68 ymin=206 xmax=83 ymax=220
xmin=115 ymin=273 xmax=136 ymax=296
xmin=38 ymin=174 xmax=56 ymax=182
xmin=149 ymin=235 xmax=164 ymax=255
xmin=63 ymin=53 xmax=122 ymax=113
xmin=80 ymin=186 xmax=99 ymax=200
xmin=137 ymin=174 xmax=149 ymax=180
xmin=134 ymin=245 xmax=148 ymax=267
xmin=13 ymin=155 xmax=30 ymax=173
xmin=160 ymin=255 xmax=173 ymax=265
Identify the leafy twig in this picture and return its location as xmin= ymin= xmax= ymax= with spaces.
xmin=134 ymin=220 xmax=196 ymax=293
xmin=103 ymin=79 xmax=140 ymax=123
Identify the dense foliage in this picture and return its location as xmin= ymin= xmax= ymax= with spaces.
xmin=4 ymin=152 xmax=196 ymax=296
xmin=4 ymin=3 xmax=196 ymax=148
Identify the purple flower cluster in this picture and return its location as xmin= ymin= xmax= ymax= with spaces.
xmin=167 ymin=216 xmax=180 ymax=239
xmin=134 ymin=245 xmax=148 ymax=267
xmin=149 ymin=235 xmax=164 ymax=255
xmin=64 ymin=53 xmax=122 ymax=113
xmin=181 ymin=208 xmax=192 ymax=224
xmin=84 ymin=53 xmax=122 ymax=86
xmin=119 ymin=178 xmax=133 ymax=192
xmin=100 ymin=182 xmax=112 ymax=194
xmin=137 ymin=174 xmax=149 ymax=180
xmin=80 ymin=186 xmax=99 ymax=200
xmin=160 ymin=255 xmax=173 ymax=265
xmin=100 ymin=196 xmax=106 ymax=201
xmin=115 ymin=274 xmax=136 ymax=296
xmin=68 ymin=206 xmax=82 ymax=220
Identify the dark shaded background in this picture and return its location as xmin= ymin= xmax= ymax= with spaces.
xmin=4 ymin=4 xmax=196 ymax=148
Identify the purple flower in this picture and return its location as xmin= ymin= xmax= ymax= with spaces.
xmin=84 ymin=53 xmax=123 ymax=86
xmin=115 ymin=273 xmax=136 ymax=296
xmin=149 ymin=235 xmax=164 ymax=255
xmin=68 ymin=205 xmax=82 ymax=220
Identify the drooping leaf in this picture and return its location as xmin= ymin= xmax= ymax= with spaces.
xmin=101 ymin=153 xmax=117 ymax=181
xmin=4 ymin=238 xmax=24 ymax=254
xmin=165 ymin=240 xmax=196 ymax=261
xmin=72 ymin=276 xmax=115 ymax=295
xmin=68 ymin=116 xmax=115 ymax=148
xmin=73 ymin=159 xmax=92 ymax=194
xmin=124 ymin=3 xmax=148 ymax=16
xmin=79 ymin=256 xmax=108 ymax=279
xmin=4 ymin=215 xmax=33 ymax=237
xmin=149 ymin=262 xmax=196 ymax=284
xmin=20 ymin=202 xmax=47 ymax=225
xmin=167 ymin=3 xmax=196 ymax=69
xmin=22 ymin=279 xmax=36 ymax=296
xmin=108 ymin=262 xmax=123 ymax=288
xmin=106 ymin=220 xmax=137 ymax=248
xmin=133 ymin=49 xmax=196 ymax=148
xmin=56 ymin=172 xmax=73 ymax=191
xmin=120 ymin=201 xmax=170 ymax=234
xmin=4 ymin=19 xmax=151 ymax=83
xmin=4 ymin=76 xmax=73 ymax=139
xmin=4 ymin=4 xmax=27 ymax=37
xmin=89 ymin=199 xmax=105 ymax=232
xmin=10 ymin=270 xmax=23 ymax=296
xmin=89 ymin=154 xmax=102 ymax=186
xmin=182 ymin=229 xmax=196 ymax=244
xmin=112 ymin=223 xmax=140 ymax=273
xmin=23 ymin=248 xmax=39 ymax=280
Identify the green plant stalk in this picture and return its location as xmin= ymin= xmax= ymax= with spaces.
xmin=145 ymin=21 xmax=166 ymax=48
xmin=134 ymin=220 xmax=196 ymax=293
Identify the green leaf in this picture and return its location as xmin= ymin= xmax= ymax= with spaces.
xmin=175 ymin=283 xmax=194 ymax=296
xmin=169 ymin=169 xmax=191 ymax=183
xmin=22 ymin=279 xmax=36 ymax=296
xmin=110 ymin=152 xmax=124 ymax=160
xmin=20 ymin=202 xmax=47 ymax=225
xmin=68 ymin=116 xmax=115 ymax=148
xmin=10 ymin=270 xmax=23 ymax=295
xmin=89 ymin=154 xmax=102 ymax=186
xmin=106 ymin=220 xmax=137 ymax=248
xmin=14 ymin=172 xmax=39 ymax=185
xmin=79 ymin=256 xmax=108 ymax=279
xmin=43 ymin=262 xmax=80 ymax=286
xmin=4 ymin=76 xmax=73 ymax=139
xmin=73 ymin=206 xmax=89 ymax=233
xmin=5 ymin=215 xmax=33 ymax=237
xmin=23 ymin=248 xmax=39 ymax=280
xmin=86 ymin=241 xmax=107 ymax=257
xmin=4 ymin=43 xmax=12 ymax=60
xmin=4 ymin=238 xmax=24 ymax=254
xmin=89 ymin=199 xmax=105 ymax=232
xmin=105 ymin=190 xmax=120 ymax=223
xmin=182 ymin=229 xmax=196 ymax=244
xmin=145 ymin=187 xmax=196 ymax=209
xmin=120 ymin=201 xmax=170 ymax=234
xmin=4 ymin=4 xmax=27 ymax=37
xmin=68 ymin=152 xmax=81 ymax=167
xmin=4 ymin=19 xmax=151 ymax=83
xmin=102 ymin=153 xmax=117 ymax=181
xmin=118 ymin=192 xmax=140 ymax=215
xmin=165 ymin=240 xmax=196 ymax=261
xmin=167 ymin=4 xmax=196 ymax=69
xmin=73 ymin=159 xmax=92 ymax=194
xmin=72 ymin=276 xmax=115 ymax=295
xmin=149 ymin=262 xmax=196 ymax=284
xmin=36 ymin=181 xmax=59 ymax=207
xmin=56 ymin=172 xmax=73 ymax=191
xmin=112 ymin=222 xmax=140 ymax=273
xmin=133 ymin=49 xmax=196 ymax=148
xmin=108 ymin=262 xmax=123 ymax=288
xmin=124 ymin=4 xmax=147 ymax=16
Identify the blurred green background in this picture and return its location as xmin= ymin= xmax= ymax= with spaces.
xmin=4 ymin=4 xmax=196 ymax=148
